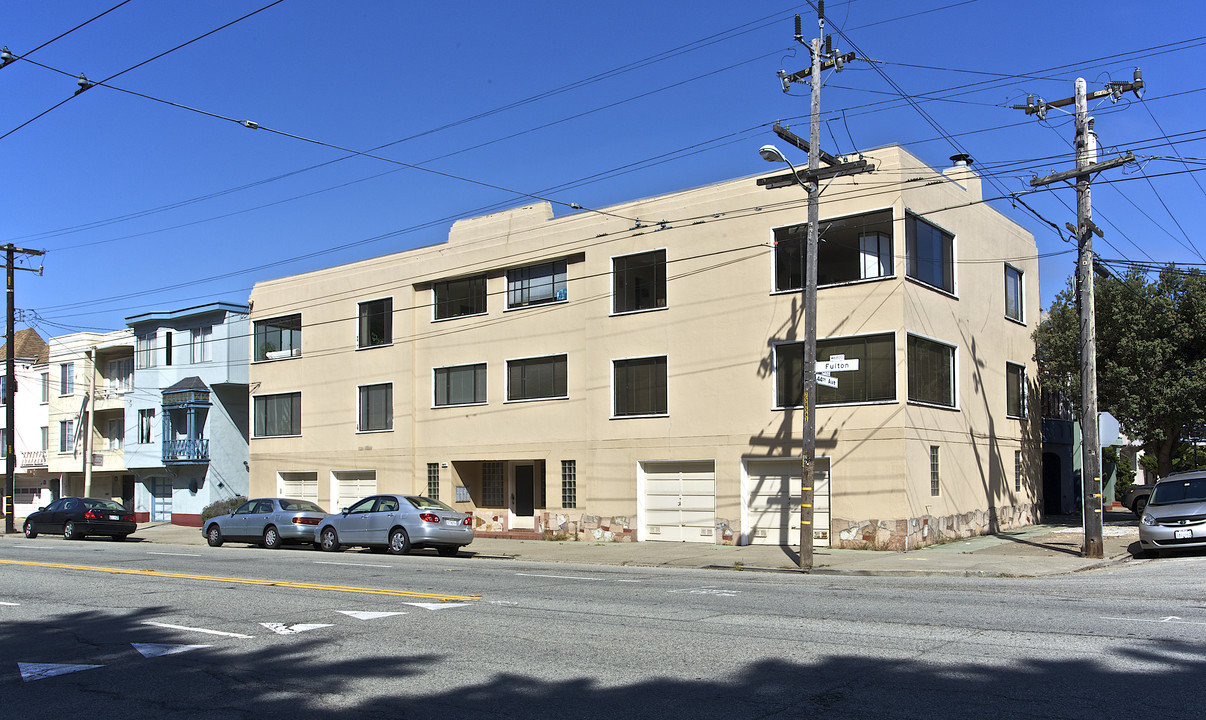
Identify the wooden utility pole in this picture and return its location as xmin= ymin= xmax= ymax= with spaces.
xmin=1019 ymin=72 xmax=1143 ymax=558
xmin=4 ymin=244 xmax=44 ymax=534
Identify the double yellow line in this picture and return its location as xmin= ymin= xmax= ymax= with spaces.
xmin=0 ymin=559 xmax=480 ymax=601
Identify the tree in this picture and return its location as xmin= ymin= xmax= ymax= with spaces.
xmin=1034 ymin=266 xmax=1206 ymax=477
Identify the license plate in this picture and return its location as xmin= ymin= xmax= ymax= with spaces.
xmin=1175 ymin=529 xmax=1193 ymax=539
xmin=445 ymin=519 xmax=460 ymax=526
xmin=109 ymin=515 xmax=120 ymax=521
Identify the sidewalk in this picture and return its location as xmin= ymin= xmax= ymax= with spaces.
xmin=57 ymin=513 xmax=1145 ymax=578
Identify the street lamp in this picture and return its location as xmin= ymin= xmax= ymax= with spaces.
xmin=760 ymin=142 xmax=818 ymax=571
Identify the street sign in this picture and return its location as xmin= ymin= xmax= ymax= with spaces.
xmin=816 ymin=373 xmax=838 ymax=389
xmin=817 ymin=358 xmax=859 ymax=373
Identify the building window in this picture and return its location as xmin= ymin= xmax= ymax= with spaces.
xmin=613 ymin=356 xmax=668 ymax=417
xmin=482 ymin=461 xmax=504 ymax=506
xmin=434 ymin=276 xmax=487 ymax=320
xmin=106 ymin=418 xmax=124 ymax=451
xmin=138 ymin=409 xmax=155 ymax=444
xmin=106 ymin=358 xmax=133 ymax=393
xmin=358 ymin=298 xmax=392 ymax=348
xmin=508 ymin=260 xmax=567 ymax=309
xmin=907 ymin=334 xmax=956 ymax=408
xmin=190 ymin=326 xmax=213 ymax=364
xmin=777 ymin=333 xmax=896 ymax=407
xmin=165 ymin=331 xmax=173 ymax=366
xmin=434 ymin=363 xmax=487 ymax=407
xmin=0 ymin=377 xmax=6 ymax=405
xmin=40 ymin=426 xmax=48 ymax=453
xmin=254 ymin=392 xmax=301 ymax=437
xmin=59 ymin=362 xmax=74 ymax=396
xmin=906 ymin=214 xmax=954 ymax=294
xmin=41 ymin=372 xmax=49 ymax=404
xmin=427 ymin=463 xmax=440 ymax=500
xmin=561 ymin=460 xmax=577 ymax=508
xmin=930 ymin=446 xmax=941 ymax=496
xmin=59 ymin=419 xmax=74 ymax=454
xmin=1015 ymin=450 xmax=1023 ymax=493
xmin=1 ymin=429 xmax=7 ymax=459
xmin=255 ymin=314 xmax=302 ymax=361
xmin=1005 ymin=264 xmax=1023 ymax=322
xmin=1006 ymin=362 xmax=1026 ymax=418
xmin=357 ymin=383 xmax=393 ymax=432
xmin=774 ymin=210 xmax=893 ymax=292
xmin=136 ymin=332 xmax=157 ymax=369
xmin=613 ymin=249 xmax=667 ymax=314
xmin=507 ymin=355 xmax=568 ymax=401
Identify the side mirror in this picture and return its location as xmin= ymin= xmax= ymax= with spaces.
xmin=341 ymin=507 xmax=350 ymax=515
xmin=38 ymin=506 xmax=47 ymax=512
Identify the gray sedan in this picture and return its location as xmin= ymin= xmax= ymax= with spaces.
xmin=203 ymin=498 xmax=329 ymax=549
xmin=315 ymin=494 xmax=474 ymax=556
xmin=1139 ymin=471 xmax=1206 ymax=555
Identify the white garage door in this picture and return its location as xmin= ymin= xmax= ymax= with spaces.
xmin=643 ymin=461 xmax=716 ymax=543
xmin=279 ymin=471 xmax=318 ymax=503
xmin=744 ymin=457 xmax=830 ymax=547
xmin=332 ymin=470 xmax=377 ymax=511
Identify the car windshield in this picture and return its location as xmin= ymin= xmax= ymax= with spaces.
xmin=1150 ymin=478 xmax=1206 ymax=506
xmin=406 ymin=496 xmax=454 ymax=512
xmin=279 ymin=499 xmax=326 ymax=513
xmin=82 ymin=499 xmax=127 ymax=511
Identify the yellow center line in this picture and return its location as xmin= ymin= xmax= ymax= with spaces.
xmin=0 ymin=559 xmax=480 ymax=601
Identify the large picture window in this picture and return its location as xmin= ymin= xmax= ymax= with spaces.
xmin=358 ymin=298 xmax=393 ymax=348
xmin=774 ymin=210 xmax=893 ymax=291
xmin=358 ymin=383 xmax=393 ymax=432
xmin=613 ymin=356 xmax=668 ymax=417
xmin=1006 ymin=363 xmax=1026 ymax=418
xmin=255 ymin=315 xmax=301 ymax=361
xmin=906 ymin=214 xmax=954 ymax=293
xmin=136 ymin=332 xmax=157 ymax=369
xmin=507 ymin=355 xmax=568 ymax=401
xmin=190 ymin=326 xmax=213 ymax=364
xmin=434 ymin=363 xmax=487 ymax=407
xmin=254 ymin=392 xmax=301 ymax=437
xmin=907 ymin=335 xmax=956 ymax=408
xmin=613 ymin=250 xmax=667 ymax=314
xmin=434 ymin=276 xmax=487 ymax=320
xmin=507 ymin=260 xmax=567 ymax=309
xmin=1005 ymin=264 xmax=1023 ymax=322
xmin=776 ymin=333 xmax=896 ymax=407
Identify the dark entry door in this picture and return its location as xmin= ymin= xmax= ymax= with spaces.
xmin=515 ymin=465 xmax=535 ymax=516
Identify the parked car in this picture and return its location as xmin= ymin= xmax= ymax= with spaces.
xmin=1121 ymin=484 xmax=1155 ymax=516
xmin=203 ymin=497 xmax=329 ymax=549
xmin=22 ymin=497 xmax=137 ymax=541
xmin=315 ymin=494 xmax=473 ymax=556
xmin=1138 ymin=470 xmax=1206 ymax=555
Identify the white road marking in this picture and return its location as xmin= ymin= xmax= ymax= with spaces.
xmin=261 ymin=622 xmax=333 ymax=635
xmin=0 ymin=601 xmax=19 ymax=606
xmin=668 ymin=587 xmax=741 ymax=597
xmin=147 ymin=552 xmax=201 ymax=557
xmin=516 ymin=573 xmax=602 ymax=581
xmin=404 ymin=602 xmax=469 ymax=611
xmin=1102 ymin=615 xmax=1206 ymax=626
xmin=132 ymin=643 xmax=211 ymax=658
xmin=314 ymin=561 xmax=391 ymax=568
xmin=142 ymin=621 xmax=254 ymax=639
xmin=19 ymin=662 xmax=103 ymax=682
xmin=338 ymin=611 xmax=407 ymax=620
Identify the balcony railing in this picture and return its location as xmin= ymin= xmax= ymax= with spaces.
xmin=20 ymin=451 xmax=47 ymax=468
xmin=163 ymin=438 xmax=210 ymax=464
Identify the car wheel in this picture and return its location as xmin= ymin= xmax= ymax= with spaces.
xmin=206 ymin=525 xmax=224 ymax=547
xmin=112 ymin=534 xmax=128 ymax=542
xmin=22 ymin=521 xmax=36 ymax=539
xmin=320 ymin=527 xmax=341 ymax=552
xmin=64 ymin=521 xmax=82 ymax=540
xmin=262 ymin=526 xmax=282 ymax=549
xmin=388 ymin=527 xmax=411 ymax=555
xmin=436 ymin=546 xmax=459 ymax=557
xmin=1133 ymin=496 xmax=1148 ymax=515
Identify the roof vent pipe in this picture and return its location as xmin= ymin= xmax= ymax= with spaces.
xmin=949 ymin=153 xmax=974 ymax=167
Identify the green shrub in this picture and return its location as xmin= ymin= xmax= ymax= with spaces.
xmin=201 ymin=496 xmax=246 ymax=523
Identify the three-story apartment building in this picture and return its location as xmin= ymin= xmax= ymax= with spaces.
xmin=247 ymin=145 xmax=1041 ymax=549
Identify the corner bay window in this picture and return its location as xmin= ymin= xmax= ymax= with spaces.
xmin=358 ymin=298 xmax=392 ymax=348
xmin=507 ymin=355 xmax=567 ymax=401
xmin=434 ymin=276 xmax=486 ymax=320
xmin=255 ymin=314 xmax=301 ymax=361
xmin=434 ymin=363 xmax=486 ymax=406
xmin=613 ymin=250 xmax=666 ymax=314
xmin=906 ymin=214 xmax=954 ymax=293
xmin=508 ymin=260 xmax=567 ymax=309
xmin=613 ymin=356 xmax=668 ymax=417
xmin=907 ymin=334 xmax=956 ymax=408
xmin=254 ymin=392 xmax=301 ymax=437
xmin=358 ymin=383 xmax=393 ymax=432
xmin=774 ymin=210 xmax=893 ymax=291
xmin=777 ymin=333 xmax=895 ymax=407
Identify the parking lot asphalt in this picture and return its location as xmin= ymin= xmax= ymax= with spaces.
xmin=3 ymin=512 xmax=1149 ymax=577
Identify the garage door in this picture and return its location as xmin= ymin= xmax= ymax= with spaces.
xmin=279 ymin=471 xmax=318 ymax=503
xmin=744 ymin=457 xmax=830 ymax=547
xmin=332 ymin=470 xmax=376 ymax=511
xmin=642 ymin=461 xmax=716 ymax=543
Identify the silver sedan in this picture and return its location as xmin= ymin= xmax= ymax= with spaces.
xmin=315 ymin=494 xmax=474 ymax=556
xmin=1139 ymin=472 xmax=1206 ymax=555
xmin=203 ymin=498 xmax=329 ymax=549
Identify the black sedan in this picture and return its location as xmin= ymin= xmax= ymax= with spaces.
xmin=23 ymin=497 xmax=137 ymax=541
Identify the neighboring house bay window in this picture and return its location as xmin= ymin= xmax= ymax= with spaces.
xmin=434 ymin=276 xmax=487 ymax=320
xmin=776 ymin=333 xmax=896 ymax=407
xmin=613 ymin=356 xmax=668 ymax=416
xmin=613 ymin=250 xmax=667 ymax=314
xmin=907 ymin=334 xmax=956 ymax=408
xmin=254 ymin=392 xmax=301 ymax=436
xmin=906 ymin=214 xmax=954 ymax=294
xmin=255 ymin=314 xmax=301 ymax=361
xmin=774 ymin=210 xmax=894 ymax=291
xmin=434 ymin=363 xmax=487 ymax=407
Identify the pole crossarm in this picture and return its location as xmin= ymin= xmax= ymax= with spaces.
xmin=773 ymin=123 xmax=840 ymax=166
xmin=757 ymin=159 xmax=875 ymax=190
xmin=1031 ymin=153 xmax=1134 ymax=187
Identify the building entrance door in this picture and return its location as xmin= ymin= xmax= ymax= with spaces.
xmin=513 ymin=465 xmax=535 ymax=529
xmin=151 ymin=478 xmax=172 ymax=522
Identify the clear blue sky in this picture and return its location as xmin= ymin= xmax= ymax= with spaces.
xmin=4 ymin=1 xmax=1204 ymax=335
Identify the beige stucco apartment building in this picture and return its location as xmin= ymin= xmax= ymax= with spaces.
xmin=248 ymin=144 xmax=1041 ymax=550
